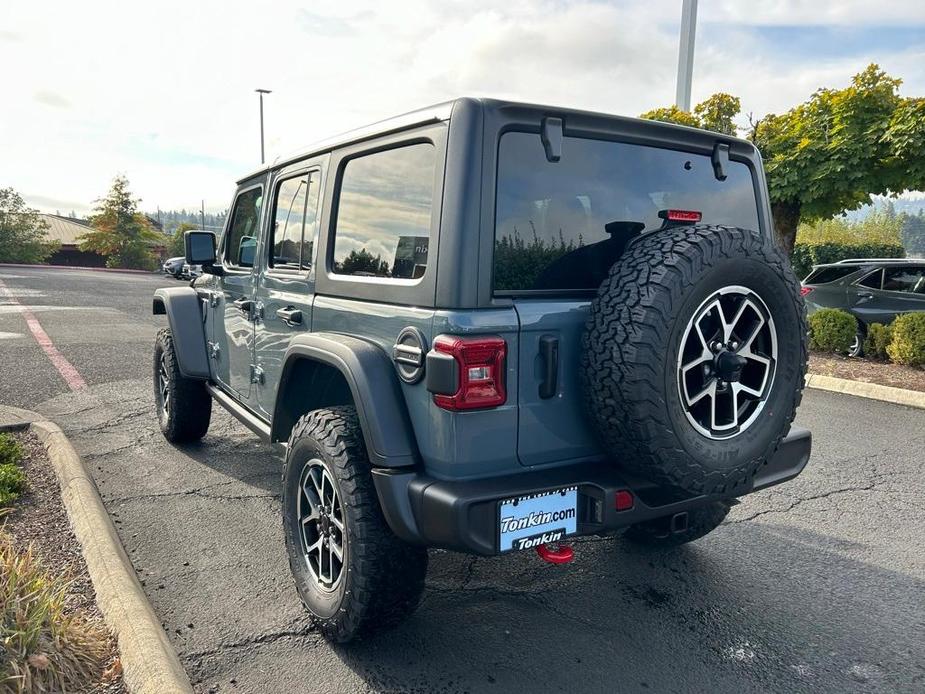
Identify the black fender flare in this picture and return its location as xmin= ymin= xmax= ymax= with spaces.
xmin=273 ymin=333 xmax=419 ymax=468
xmin=152 ymin=287 xmax=210 ymax=379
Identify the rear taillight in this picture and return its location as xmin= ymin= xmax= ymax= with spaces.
xmin=800 ymin=286 xmax=814 ymax=297
xmin=432 ymin=335 xmax=507 ymax=410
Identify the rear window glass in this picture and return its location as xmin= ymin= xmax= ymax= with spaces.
xmin=493 ymin=132 xmax=760 ymax=292
xmin=804 ymin=266 xmax=858 ymax=284
xmin=857 ymin=269 xmax=883 ymax=289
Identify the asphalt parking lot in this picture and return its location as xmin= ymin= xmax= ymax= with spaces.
xmin=2 ymin=265 xmax=924 ymax=693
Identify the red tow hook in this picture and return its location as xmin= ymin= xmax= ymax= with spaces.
xmin=535 ymin=542 xmax=574 ymax=564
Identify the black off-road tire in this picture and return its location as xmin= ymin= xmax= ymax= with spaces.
xmin=581 ymin=225 xmax=807 ymax=496
xmin=623 ymin=501 xmax=732 ymax=548
xmin=282 ymin=406 xmax=428 ymax=643
xmin=153 ymin=328 xmax=211 ymax=442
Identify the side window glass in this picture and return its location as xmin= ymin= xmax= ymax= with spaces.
xmin=883 ymin=267 xmax=925 ymax=293
xmin=858 ymin=269 xmax=882 ymax=289
xmin=269 ymin=172 xmax=321 ymax=272
xmin=224 ymin=187 xmax=263 ymax=268
xmin=332 ymin=143 xmax=435 ymax=280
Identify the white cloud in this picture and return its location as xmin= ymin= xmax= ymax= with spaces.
xmin=0 ymin=0 xmax=922 ymax=214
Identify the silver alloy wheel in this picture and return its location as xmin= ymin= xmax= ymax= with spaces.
xmin=676 ymin=285 xmax=777 ymax=440
xmin=158 ymin=352 xmax=170 ymax=419
xmin=848 ymin=333 xmax=862 ymax=357
xmin=298 ymin=460 xmax=345 ymax=591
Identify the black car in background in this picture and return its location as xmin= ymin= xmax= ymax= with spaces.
xmin=802 ymin=258 xmax=925 ymax=355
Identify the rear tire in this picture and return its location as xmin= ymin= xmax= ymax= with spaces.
xmin=153 ymin=328 xmax=211 ymax=442
xmin=282 ymin=406 xmax=428 ymax=643
xmin=848 ymin=326 xmax=865 ymax=358
xmin=624 ymin=501 xmax=731 ymax=548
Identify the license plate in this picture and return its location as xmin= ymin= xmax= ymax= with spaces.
xmin=498 ymin=487 xmax=578 ymax=553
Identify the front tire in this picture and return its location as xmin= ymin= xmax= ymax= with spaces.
xmin=282 ymin=407 xmax=427 ymax=643
xmin=624 ymin=501 xmax=731 ymax=548
xmin=153 ymin=328 xmax=211 ymax=442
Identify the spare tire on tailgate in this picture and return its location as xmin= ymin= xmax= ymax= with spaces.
xmin=581 ymin=224 xmax=807 ymax=496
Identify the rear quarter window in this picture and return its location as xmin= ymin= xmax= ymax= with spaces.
xmin=804 ymin=266 xmax=858 ymax=284
xmin=493 ymin=133 xmax=761 ymax=293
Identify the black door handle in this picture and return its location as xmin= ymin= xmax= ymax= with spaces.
xmin=232 ymin=297 xmax=253 ymax=316
xmin=538 ymin=335 xmax=559 ymax=399
xmin=276 ymin=306 xmax=302 ymax=326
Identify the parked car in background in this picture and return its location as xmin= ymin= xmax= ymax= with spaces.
xmin=801 ymin=258 xmax=925 ymax=355
xmin=162 ymin=256 xmax=185 ymax=278
xmin=180 ymin=263 xmax=202 ymax=280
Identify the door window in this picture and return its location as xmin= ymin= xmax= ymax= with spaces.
xmin=857 ymin=269 xmax=883 ymax=289
xmin=332 ymin=143 xmax=435 ymax=280
xmin=224 ymin=187 xmax=263 ymax=268
xmin=883 ymin=267 xmax=925 ymax=293
xmin=269 ymin=172 xmax=320 ymax=271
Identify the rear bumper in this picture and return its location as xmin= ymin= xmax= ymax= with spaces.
xmin=372 ymin=427 xmax=812 ymax=556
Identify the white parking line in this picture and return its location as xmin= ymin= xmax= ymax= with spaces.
xmin=0 ymin=278 xmax=87 ymax=391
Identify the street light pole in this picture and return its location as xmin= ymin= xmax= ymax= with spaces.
xmin=675 ymin=0 xmax=698 ymax=112
xmin=255 ymin=88 xmax=272 ymax=164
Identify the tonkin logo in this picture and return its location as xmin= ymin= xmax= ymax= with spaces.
xmin=499 ymin=507 xmax=576 ymax=534
xmin=513 ymin=529 xmax=567 ymax=550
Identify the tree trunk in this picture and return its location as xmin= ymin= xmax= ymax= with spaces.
xmin=771 ymin=201 xmax=801 ymax=256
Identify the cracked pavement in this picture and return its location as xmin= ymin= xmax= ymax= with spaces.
xmin=2 ymin=266 xmax=925 ymax=693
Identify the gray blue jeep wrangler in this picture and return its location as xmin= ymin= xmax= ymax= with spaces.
xmin=152 ymin=98 xmax=811 ymax=643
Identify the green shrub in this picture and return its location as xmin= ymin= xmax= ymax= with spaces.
xmin=0 ymin=434 xmax=25 ymax=506
xmin=808 ymin=309 xmax=857 ymax=353
xmin=887 ymin=312 xmax=925 ymax=366
xmin=0 ymin=432 xmax=23 ymax=466
xmin=864 ymin=323 xmax=893 ymax=361
xmin=791 ymin=242 xmax=905 ymax=280
xmin=0 ymin=464 xmax=26 ymax=506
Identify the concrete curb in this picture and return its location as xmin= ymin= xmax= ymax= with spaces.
xmin=806 ymin=373 xmax=925 ymax=410
xmin=1 ymin=407 xmax=193 ymax=694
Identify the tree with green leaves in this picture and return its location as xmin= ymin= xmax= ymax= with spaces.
xmin=640 ymin=93 xmax=740 ymax=136
xmin=169 ymin=222 xmax=197 ymax=257
xmin=80 ymin=176 xmax=163 ymax=270
xmin=0 ymin=188 xmax=59 ymax=264
xmin=641 ymin=65 xmax=925 ymax=255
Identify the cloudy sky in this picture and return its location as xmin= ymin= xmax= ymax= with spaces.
xmin=1 ymin=0 xmax=923 ymax=216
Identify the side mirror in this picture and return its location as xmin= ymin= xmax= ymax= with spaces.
xmin=185 ymin=231 xmax=217 ymax=266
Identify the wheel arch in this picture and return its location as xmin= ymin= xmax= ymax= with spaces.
xmin=271 ymin=333 xmax=419 ymax=469
xmin=152 ymin=287 xmax=210 ymax=379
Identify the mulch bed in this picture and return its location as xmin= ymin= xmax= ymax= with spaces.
xmin=1 ymin=430 xmax=125 ymax=694
xmin=809 ymin=353 xmax=925 ymax=393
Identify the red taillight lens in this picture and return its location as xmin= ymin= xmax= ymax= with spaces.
xmin=615 ymin=490 xmax=634 ymax=511
xmin=432 ymin=335 xmax=507 ymax=410
xmin=660 ymin=209 xmax=702 ymax=222
xmin=800 ymin=286 xmax=814 ymax=297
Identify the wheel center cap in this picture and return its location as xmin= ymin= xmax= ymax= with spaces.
xmin=715 ymin=350 xmax=748 ymax=382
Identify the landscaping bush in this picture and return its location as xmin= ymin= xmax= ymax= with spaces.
xmin=864 ymin=323 xmax=893 ymax=361
xmin=791 ymin=242 xmax=905 ymax=280
xmin=886 ymin=312 xmax=925 ymax=367
xmin=0 ymin=535 xmax=111 ymax=692
xmin=808 ymin=309 xmax=857 ymax=353
xmin=0 ymin=433 xmax=26 ymax=507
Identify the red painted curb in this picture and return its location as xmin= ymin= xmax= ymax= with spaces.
xmin=0 ymin=263 xmax=159 ymax=275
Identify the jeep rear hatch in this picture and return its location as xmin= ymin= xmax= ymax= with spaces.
xmin=493 ymin=131 xmax=763 ymax=467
